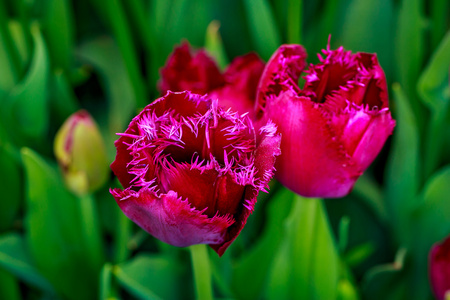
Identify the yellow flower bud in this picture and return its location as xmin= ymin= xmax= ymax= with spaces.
xmin=54 ymin=110 xmax=109 ymax=195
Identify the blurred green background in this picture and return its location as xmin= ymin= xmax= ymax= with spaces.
xmin=0 ymin=0 xmax=449 ymax=299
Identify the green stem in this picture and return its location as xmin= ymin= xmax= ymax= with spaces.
xmin=189 ymin=244 xmax=213 ymax=300
xmin=287 ymin=0 xmax=302 ymax=44
xmin=114 ymin=208 xmax=131 ymax=263
xmin=79 ymin=193 xmax=105 ymax=271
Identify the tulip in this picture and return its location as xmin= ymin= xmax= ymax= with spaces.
xmin=110 ymin=91 xmax=280 ymax=256
xmin=54 ymin=110 xmax=109 ymax=196
xmin=159 ymin=42 xmax=264 ymax=117
xmin=429 ymin=235 xmax=450 ymax=300
xmin=256 ymin=44 xmax=395 ymax=198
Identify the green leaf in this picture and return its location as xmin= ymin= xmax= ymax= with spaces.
xmin=90 ymin=0 xmax=147 ymax=108
xmin=352 ymin=174 xmax=387 ymax=224
xmin=412 ymin=166 xmax=450 ymax=254
xmin=417 ymin=30 xmax=450 ymax=110
xmin=338 ymin=0 xmax=394 ymax=79
xmin=114 ymin=254 xmax=184 ymax=300
xmin=407 ymin=166 xmax=450 ymax=300
xmin=21 ymin=148 xmax=97 ymax=300
xmin=49 ymin=69 xmax=79 ymax=124
xmin=395 ymin=0 xmax=425 ymax=121
xmin=267 ymin=196 xmax=340 ymax=300
xmin=41 ymin=0 xmax=74 ymax=70
xmin=0 ymin=269 xmax=20 ymax=300
xmin=417 ymin=31 xmax=450 ymax=177
xmin=150 ymin=0 xmax=213 ymax=81
xmin=243 ymin=0 xmax=281 ymax=60
xmin=4 ymin=25 xmax=49 ymax=141
xmin=430 ymin=0 xmax=449 ymax=50
xmin=0 ymin=3 xmax=22 ymax=86
xmin=76 ymin=37 xmax=135 ymax=160
xmin=344 ymin=242 xmax=376 ymax=267
xmin=205 ymin=21 xmax=229 ymax=70
xmin=338 ymin=216 xmax=350 ymax=253
xmin=287 ymin=0 xmax=302 ymax=44
xmin=0 ymin=233 xmax=54 ymax=293
xmin=231 ymin=187 xmax=294 ymax=300
xmin=361 ymin=248 xmax=407 ymax=300
xmin=385 ymin=83 xmax=420 ymax=243
xmin=0 ymin=142 xmax=20 ymax=231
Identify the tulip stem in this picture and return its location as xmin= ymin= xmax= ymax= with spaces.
xmin=114 ymin=208 xmax=132 ymax=263
xmin=79 ymin=193 xmax=105 ymax=271
xmin=189 ymin=244 xmax=213 ymax=300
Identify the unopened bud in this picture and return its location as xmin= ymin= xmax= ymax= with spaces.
xmin=54 ymin=110 xmax=109 ymax=195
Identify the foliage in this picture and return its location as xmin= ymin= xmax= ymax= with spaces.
xmin=0 ymin=0 xmax=449 ymax=299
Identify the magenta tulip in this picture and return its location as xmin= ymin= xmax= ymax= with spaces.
xmin=159 ymin=42 xmax=264 ymax=117
xmin=110 ymin=91 xmax=280 ymax=255
xmin=429 ymin=235 xmax=450 ymax=300
xmin=256 ymin=44 xmax=395 ymax=198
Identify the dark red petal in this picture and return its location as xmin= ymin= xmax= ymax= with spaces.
xmin=151 ymin=91 xmax=210 ymax=118
xmin=256 ymin=44 xmax=307 ymax=118
xmin=253 ymin=121 xmax=281 ymax=191
xmin=356 ymin=53 xmax=389 ymax=109
xmin=112 ymin=188 xmax=233 ymax=247
xmin=429 ymin=236 xmax=450 ymax=300
xmin=211 ymin=53 xmax=264 ymax=116
xmin=158 ymin=42 xmax=225 ymax=95
xmin=158 ymin=163 xmax=245 ymax=218
xmin=211 ymin=120 xmax=281 ymax=256
xmin=210 ymin=186 xmax=255 ymax=257
xmin=262 ymin=90 xmax=361 ymax=198
xmin=303 ymin=48 xmax=358 ymax=104
xmin=110 ymin=134 xmax=136 ymax=189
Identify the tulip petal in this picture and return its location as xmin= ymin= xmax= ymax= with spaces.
xmin=429 ymin=237 xmax=450 ymax=300
xmin=158 ymin=42 xmax=225 ymax=95
xmin=111 ymin=188 xmax=233 ymax=247
xmin=331 ymin=107 xmax=395 ymax=170
xmin=256 ymin=44 xmax=307 ymax=117
xmin=211 ymin=53 xmax=265 ymax=116
xmin=111 ymin=91 xmax=280 ymax=255
xmin=264 ymin=90 xmax=361 ymax=198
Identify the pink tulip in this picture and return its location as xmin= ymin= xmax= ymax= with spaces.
xmin=110 ymin=91 xmax=280 ymax=255
xmin=429 ymin=236 xmax=450 ymax=300
xmin=159 ymin=42 xmax=265 ymax=117
xmin=256 ymin=44 xmax=395 ymax=198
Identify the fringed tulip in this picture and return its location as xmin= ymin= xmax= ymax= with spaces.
xmin=110 ymin=91 xmax=280 ymax=256
xmin=159 ymin=42 xmax=264 ymax=117
xmin=256 ymin=44 xmax=395 ymax=198
xmin=429 ymin=236 xmax=450 ymax=300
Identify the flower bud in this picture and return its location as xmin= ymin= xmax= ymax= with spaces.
xmin=54 ymin=110 xmax=109 ymax=195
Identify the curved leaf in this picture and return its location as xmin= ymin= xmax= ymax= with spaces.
xmin=21 ymin=148 xmax=96 ymax=300
xmin=0 ymin=233 xmax=54 ymax=293
xmin=5 ymin=25 xmax=49 ymax=140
